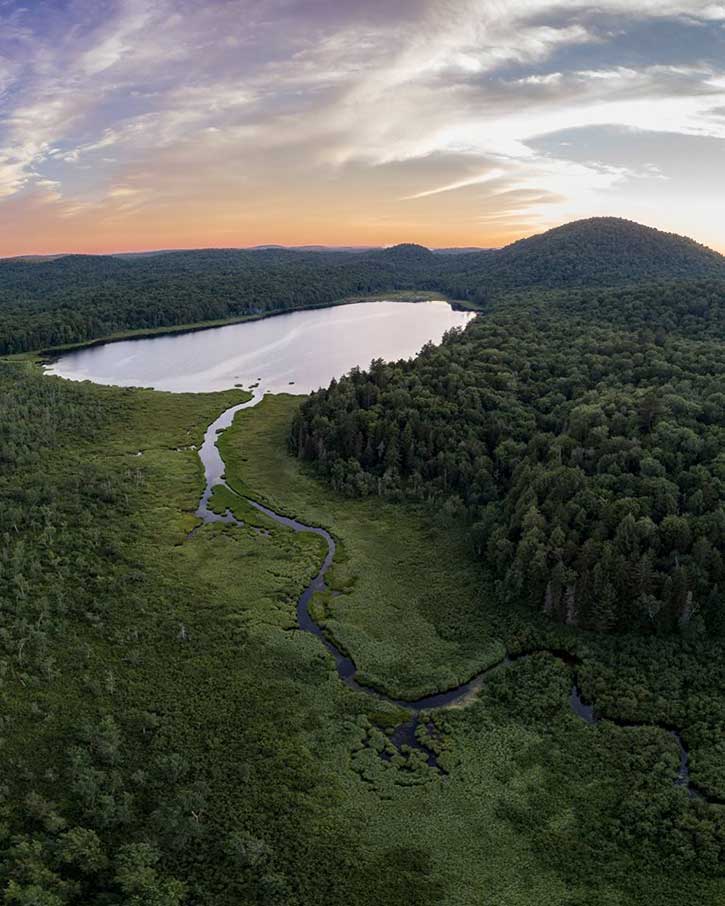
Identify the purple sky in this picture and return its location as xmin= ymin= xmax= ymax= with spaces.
xmin=1 ymin=0 xmax=724 ymax=254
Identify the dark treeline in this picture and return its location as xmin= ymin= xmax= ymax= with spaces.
xmin=0 ymin=248 xmax=432 ymax=354
xmin=291 ymin=280 xmax=725 ymax=635
xmin=2 ymin=218 xmax=724 ymax=355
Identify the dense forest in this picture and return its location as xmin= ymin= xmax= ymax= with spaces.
xmin=0 ymin=366 xmax=180 ymax=904
xmin=438 ymin=218 xmax=725 ymax=296
xmin=0 ymin=250 xmax=419 ymax=354
xmin=291 ymin=279 xmax=725 ymax=635
xmin=1 ymin=218 xmax=724 ymax=355
xmin=0 ymin=217 xmax=724 ymax=904
xmin=0 ymin=367 xmax=721 ymax=906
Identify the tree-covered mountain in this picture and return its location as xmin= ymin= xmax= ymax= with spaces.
xmin=291 ymin=279 xmax=725 ymax=636
xmin=438 ymin=218 xmax=725 ymax=298
xmin=1 ymin=218 xmax=723 ymax=355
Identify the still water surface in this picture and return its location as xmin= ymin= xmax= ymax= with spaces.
xmin=46 ymin=300 xmax=474 ymax=393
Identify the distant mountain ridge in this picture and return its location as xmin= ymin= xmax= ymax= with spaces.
xmin=248 ymin=244 xmax=382 ymax=253
xmin=3 ymin=216 xmax=721 ymax=277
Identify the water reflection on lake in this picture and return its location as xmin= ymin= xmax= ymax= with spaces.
xmin=46 ymin=300 xmax=475 ymax=393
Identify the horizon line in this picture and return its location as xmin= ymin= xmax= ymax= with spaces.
xmin=2 ymin=216 xmax=724 ymax=260
xmin=0 ymin=243 xmax=494 ymax=260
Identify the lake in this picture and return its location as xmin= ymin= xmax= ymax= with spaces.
xmin=45 ymin=300 xmax=475 ymax=393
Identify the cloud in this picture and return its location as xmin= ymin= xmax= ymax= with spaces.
xmin=1 ymin=0 xmax=724 ymax=254
xmin=401 ymin=169 xmax=507 ymax=201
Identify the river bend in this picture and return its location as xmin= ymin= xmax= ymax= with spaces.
xmin=193 ymin=392 xmax=707 ymax=798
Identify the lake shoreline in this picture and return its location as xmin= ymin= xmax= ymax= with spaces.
xmin=42 ymin=298 xmax=476 ymax=394
xmin=31 ymin=290 xmax=478 ymax=363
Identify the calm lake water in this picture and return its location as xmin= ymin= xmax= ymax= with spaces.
xmin=46 ymin=300 xmax=475 ymax=393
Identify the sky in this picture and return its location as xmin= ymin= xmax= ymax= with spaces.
xmin=1 ymin=0 xmax=725 ymax=255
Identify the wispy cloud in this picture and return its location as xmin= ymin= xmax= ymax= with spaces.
xmin=401 ymin=169 xmax=507 ymax=201
xmin=1 ymin=0 xmax=724 ymax=253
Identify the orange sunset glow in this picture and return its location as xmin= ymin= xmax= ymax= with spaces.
xmin=2 ymin=1 xmax=725 ymax=255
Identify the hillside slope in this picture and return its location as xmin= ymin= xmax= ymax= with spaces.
xmin=443 ymin=218 xmax=725 ymax=294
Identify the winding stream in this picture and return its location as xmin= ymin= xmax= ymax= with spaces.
xmin=45 ymin=293 xmax=713 ymax=799
xmin=195 ymin=392 xmax=703 ymax=797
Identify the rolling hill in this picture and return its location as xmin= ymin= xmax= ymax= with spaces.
xmin=442 ymin=218 xmax=725 ymax=293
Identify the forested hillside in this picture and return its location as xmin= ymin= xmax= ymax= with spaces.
xmin=291 ymin=280 xmax=725 ymax=635
xmin=439 ymin=218 xmax=725 ymax=296
xmin=1 ymin=218 xmax=723 ymax=355
xmin=0 ymin=249 xmax=428 ymax=354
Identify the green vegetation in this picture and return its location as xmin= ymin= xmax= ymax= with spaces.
xmin=0 ymin=363 xmax=458 ymax=905
xmin=293 ymin=280 xmax=725 ymax=634
xmin=2 ymin=217 xmax=723 ymax=355
xmin=1 ymin=216 xmax=724 ymax=903
xmin=219 ymin=394 xmax=506 ymax=700
xmin=220 ymin=395 xmax=725 ymax=904
xmin=0 ymin=368 xmax=721 ymax=904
